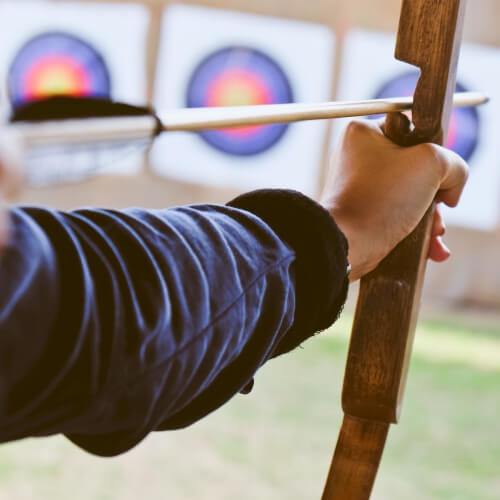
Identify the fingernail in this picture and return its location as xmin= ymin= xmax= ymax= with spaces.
xmin=440 ymin=237 xmax=451 ymax=255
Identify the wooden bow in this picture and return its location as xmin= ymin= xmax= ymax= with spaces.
xmin=321 ymin=1 xmax=467 ymax=498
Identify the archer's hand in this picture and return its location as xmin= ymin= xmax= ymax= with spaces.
xmin=0 ymin=132 xmax=23 ymax=248
xmin=321 ymin=119 xmax=468 ymax=282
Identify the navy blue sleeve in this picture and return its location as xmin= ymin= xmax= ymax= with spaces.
xmin=0 ymin=190 xmax=348 ymax=456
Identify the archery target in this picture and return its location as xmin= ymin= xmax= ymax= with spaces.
xmin=186 ymin=47 xmax=293 ymax=156
xmin=152 ymin=4 xmax=335 ymax=195
xmin=0 ymin=1 xmax=149 ymax=184
xmin=8 ymin=32 xmax=111 ymax=109
xmin=335 ymin=30 xmax=500 ymax=230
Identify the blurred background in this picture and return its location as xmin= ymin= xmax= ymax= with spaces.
xmin=0 ymin=0 xmax=498 ymax=498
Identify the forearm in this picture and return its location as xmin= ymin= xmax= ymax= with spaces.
xmin=0 ymin=190 xmax=349 ymax=456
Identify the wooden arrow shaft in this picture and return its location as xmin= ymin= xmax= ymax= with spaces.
xmin=159 ymin=92 xmax=484 ymax=131
xmin=12 ymin=92 xmax=485 ymax=148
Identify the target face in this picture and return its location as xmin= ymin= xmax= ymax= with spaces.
xmin=8 ymin=32 xmax=111 ymax=109
xmin=186 ymin=46 xmax=294 ymax=156
xmin=372 ymin=71 xmax=479 ymax=162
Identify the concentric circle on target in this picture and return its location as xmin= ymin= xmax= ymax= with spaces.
xmin=372 ymin=71 xmax=479 ymax=162
xmin=8 ymin=32 xmax=111 ymax=109
xmin=186 ymin=46 xmax=294 ymax=156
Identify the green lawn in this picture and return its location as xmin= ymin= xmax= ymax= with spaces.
xmin=0 ymin=315 xmax=498 ymax=499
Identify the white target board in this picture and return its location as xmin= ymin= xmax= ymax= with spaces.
xmin=334 ymin=29 xmax=500 ymax=231
xmin=151 ymin=4 xmax=335 ymax=196
xmin=0 ymin=1 xmax=150 ymax=185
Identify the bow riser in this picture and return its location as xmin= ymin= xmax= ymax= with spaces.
xmin=322 ymin=1 xmax=467 ymax=498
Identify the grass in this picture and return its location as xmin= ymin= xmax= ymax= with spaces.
xmin=0 ymin=315 xmax=498 ymax=499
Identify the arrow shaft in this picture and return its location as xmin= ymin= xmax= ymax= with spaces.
xmin=12 ymin=91 xmax=486 ymax=147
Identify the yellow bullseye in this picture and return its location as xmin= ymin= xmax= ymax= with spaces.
xmin=35 ymin=69 xmax=79 ymax=96
xmin=217 ymin=81 xmax=260 ymax=106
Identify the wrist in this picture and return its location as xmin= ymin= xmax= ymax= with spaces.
xmin=228 ymin=189 xmax=350 ymax=353
xmin=327 ymin=207 xmax=380 ymax=282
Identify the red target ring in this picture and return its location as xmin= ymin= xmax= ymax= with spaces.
xmin=186 ymin=46 xmax=294 ymax=156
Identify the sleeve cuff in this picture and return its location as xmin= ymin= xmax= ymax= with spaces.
xmin=227 ymin=189 xmax=349 ymax=357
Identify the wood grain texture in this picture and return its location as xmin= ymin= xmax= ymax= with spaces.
xmin=322 ymin=417 xmax=389 ymax=500
xmin=323 ymin=1 xmax=467 ymax=498
xmin=343 ymin=204 xmax=434 ymax=422
xmin=344 ymin=0 xmax=467 ymax=424
xmin=388 ymin=0 xmax=466 ymax=146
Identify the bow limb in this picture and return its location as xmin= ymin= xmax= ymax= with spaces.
xmin=322 ymin=1 xmax=467 ymax=498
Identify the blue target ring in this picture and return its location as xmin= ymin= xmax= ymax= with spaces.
xmin=9 ymin=32 xmax=111 ymax=109
xmin=372 ymin=71 xmax=479 ymax=162
xmin=186 ymin=46 xmax=294 ymax=156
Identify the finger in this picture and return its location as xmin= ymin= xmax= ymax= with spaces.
xmin=344 ymin=117 xmax=392 ymax=142
xmin=430 ymin=145 xmax=469 ymax=207
xmin=431 ymin=204 xmax=446 ymax=237
xmin=428 ymin=235 xmax=451 ymax=262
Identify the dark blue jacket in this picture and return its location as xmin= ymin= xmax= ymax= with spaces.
xmin=0 ymin=189 xmax=348 ymax=456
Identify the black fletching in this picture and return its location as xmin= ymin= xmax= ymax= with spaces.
xmin=10 ymin=96 xmax=155 ymax=123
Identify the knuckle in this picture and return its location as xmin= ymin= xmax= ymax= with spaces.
xmin=417 ymin=142 xmax=447 ymax=177
xmin=343 ymin=119 xmax=370 ymax=141
xmin=419 ymin=142 xmax=441 ymax=160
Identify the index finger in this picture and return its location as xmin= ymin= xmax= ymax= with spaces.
xmin=430 ymin=144 xmax=469 ymax=207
